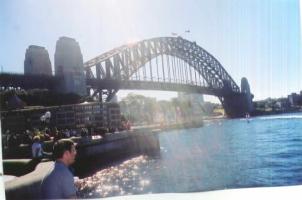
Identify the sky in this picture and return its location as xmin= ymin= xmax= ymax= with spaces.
xmin=0 ymin=0 xmax=301 ymax=102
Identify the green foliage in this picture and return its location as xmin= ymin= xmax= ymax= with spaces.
xmin=119 ymin=93 xmax=157 ymax=124
xmin=119 ymin=93 xmax=214 ymax=124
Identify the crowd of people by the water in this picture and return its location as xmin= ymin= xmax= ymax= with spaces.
xmin=3 ymin=128 xmax=83 ymax=147
xmin=2 ymin=127 xmax=87 ymax=158
xmin=3 ymin=117 xmax=132 ymax=147
xmin=2 ymin=119 xmax=132 ymax=159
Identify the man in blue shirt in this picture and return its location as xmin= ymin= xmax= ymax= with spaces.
xmin=41 ymin=139 xmax=77 ymax=199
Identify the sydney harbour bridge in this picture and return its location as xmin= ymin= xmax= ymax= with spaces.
xmin=0 ymin=37 xmax=253 ymax=118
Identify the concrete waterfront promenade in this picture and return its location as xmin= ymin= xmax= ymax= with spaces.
xmin=4 ymin=129 xmax=160 ymax=200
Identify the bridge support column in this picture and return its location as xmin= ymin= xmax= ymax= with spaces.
xmin=220 ymin=77 xmax=253 ymax=118
xmin=222 ymin=93 xmax=253 ymax=118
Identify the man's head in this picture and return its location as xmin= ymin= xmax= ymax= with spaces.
xmin=53 ymin=139 xmax=77 ymax=166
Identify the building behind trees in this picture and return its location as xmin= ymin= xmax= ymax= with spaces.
xmin=1 ymin=102 xmax=121 ymax=133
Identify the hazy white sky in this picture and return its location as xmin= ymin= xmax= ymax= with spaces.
xmin=0 ymin=0 xmax=301 ymax=102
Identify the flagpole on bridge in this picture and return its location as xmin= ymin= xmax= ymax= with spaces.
xmin=171 ymin=30 xmax=190 ymax=38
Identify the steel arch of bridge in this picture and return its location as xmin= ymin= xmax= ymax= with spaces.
xmin=84 ymin=37 xmax=240 ymax=101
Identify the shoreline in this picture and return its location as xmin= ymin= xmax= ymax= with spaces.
xmin=132 ymin=119 xmax=205 ymax=132
xmin=251 ymin=110 xmax=302 ymax=117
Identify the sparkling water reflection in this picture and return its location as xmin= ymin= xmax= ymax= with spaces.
xmin=76 ymin=156 xmax=153 ymax=198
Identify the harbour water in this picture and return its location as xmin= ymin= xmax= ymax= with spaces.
xmin=76 ymin=113 xmax=302 ymax=198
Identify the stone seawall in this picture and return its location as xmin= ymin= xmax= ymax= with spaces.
xmin=74 ymin=130 xmax=160 ymax=177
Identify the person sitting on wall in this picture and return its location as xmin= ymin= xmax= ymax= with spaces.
xmin=79 ymin=128 xmax=90 ymax=144
xmin=54 ymin=130 xmax=65 ymax=142
xmin=51 ymin=127 xmax=59 ymax=138
xmin=32 ymin=136 xmax=43 ymax=158
xmin=80 ymin=128 xmax=87 ymax=137
xmin=22 ymin=130 xmax=33 ymax=144
xmin=40 ymin=139 xmax=78 ymax=199
xmin=44 ymin=128 xmax=51 ymax=141
xmin=64 ymin=129 xmax=71 ymax=138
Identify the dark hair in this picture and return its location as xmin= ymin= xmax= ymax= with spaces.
xmin=53 ymin=139 xmax=75 ymax=160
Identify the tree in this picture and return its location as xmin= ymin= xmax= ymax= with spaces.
xmin=120 ymin=93 xmax=157 ymax=124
